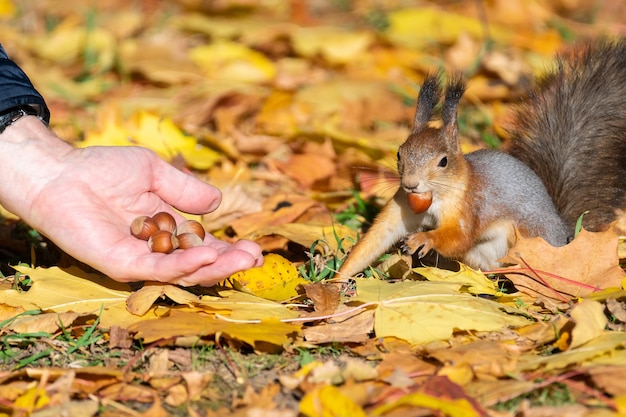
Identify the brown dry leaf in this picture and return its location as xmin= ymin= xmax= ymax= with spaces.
xmin=118 ymin=36 xmax=204 ymax=85
xmin=587 ymin=365 xmax=626 ymax=397
xmin=377 ymin=345 xmax=438 ymax=384
xmin=606 ymin=298 xmax=626 ymax=322
xmin=500 ymin=228 xmax=625 ymax=300
xmin=245 ymin=222 xmax=357 ymax=254
xmin=428 ymin=341 xmax=520 ymax=382
xmin=303 ymin=305 xmax=374 ymax=344
xmin=304 ymin=282 xmax=341 ymax=315
xmin=126 ymin=283 xmax=200 ymax=316
xmin=274 ymin=153 xmax=336 ymax=188
xmin=202 ymin=185 xmax=262 ymax=231
xmin=230 ymin=193 xmax=322 ymax=237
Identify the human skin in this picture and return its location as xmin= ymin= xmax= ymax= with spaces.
xmin=0 ymin=116 xmax=263 ymax=286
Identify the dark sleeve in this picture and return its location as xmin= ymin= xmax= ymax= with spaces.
xmin=0 ymin=44 xmax=50 ymax=124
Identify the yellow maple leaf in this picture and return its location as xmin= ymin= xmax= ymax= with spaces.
xmin=300 ymin=385 xmax=367 ymax=417
xmin=0 ymin=265 xmax=151 ymax=329
xmin=291 ymin=26 xmax=373 ymax=64
xmin=413 ymin=264 xmax=498 ymax=295
xmin=371 ymin=392 xmax=480 ymax=417
xmin=81 ymin=111 xmax=221 ymax=169
xmin=0 ymin=0 xmax=15 ymax=18
xmin=385 ymin=8 xmax=511 ymax=48
xmin=228 ymin=254 xmax=307 ymax=302
xmin=129 ymin=310 xmax=300 ymax=348
xmin=354 ymin=278 xmax=529 ymax=345
xmin=189 ymin=40 xmax=276 ymax=83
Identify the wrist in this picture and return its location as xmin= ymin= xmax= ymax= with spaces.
xmin=0 ymin=105 xmax=48 ymax=134
xmin=0 ymin=116 xmax=74 ymax=220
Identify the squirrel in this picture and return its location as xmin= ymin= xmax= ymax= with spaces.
xmin=338 ymin=38 xmax=626 ymax=277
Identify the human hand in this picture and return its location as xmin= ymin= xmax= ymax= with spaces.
xmin=1 ymin=117 xmax=263 ymax=286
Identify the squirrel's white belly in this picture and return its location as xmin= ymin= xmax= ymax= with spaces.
xmin=463 ymin=220 xmax=515 ymax=270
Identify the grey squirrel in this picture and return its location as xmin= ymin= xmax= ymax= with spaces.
xmin=339 ymin=38 xmax=626 ymax=276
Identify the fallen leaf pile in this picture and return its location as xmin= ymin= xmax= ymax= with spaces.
xmin=1 ymin=0 xmax=626 ymax=415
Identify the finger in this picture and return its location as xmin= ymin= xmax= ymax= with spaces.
xmin=123 ymin=247 xmax=258 ymax=286
xmin=166 ymin=249 xmax=260 ymax=286
xmin=107 ymin=244 xmax=221 ymax=282
xmin=148 ymin=151 xmax=222 ymax=214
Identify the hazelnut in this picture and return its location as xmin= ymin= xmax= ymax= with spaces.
xmin=151 ymin=212 xmax=177 ymax=234
xmin=177 ymin=232 xmax=204 ymax=249
xmin=130 ymin=216 xmax=159 ymax=240
xmin=148 ymin=230 xmax=179 ymax=253
xmin=176 ymin=220 xmax=206 ymax=240
xmin=407 ymin=191 xmax=433 ymax=214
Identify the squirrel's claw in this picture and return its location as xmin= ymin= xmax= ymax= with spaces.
xmin=402 ymin=232 xmax=433 ymax=258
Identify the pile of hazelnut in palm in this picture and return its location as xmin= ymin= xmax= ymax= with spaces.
xmin=130 ymin=212 xmax=206 ymax=253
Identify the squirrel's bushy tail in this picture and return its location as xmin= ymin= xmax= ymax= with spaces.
xmin=505 ymin=38 xmax=626 ymax=232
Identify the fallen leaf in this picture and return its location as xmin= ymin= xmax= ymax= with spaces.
xmin=568 ymin=300 xmax=608 ymax=349
xmin=8 ymin=312 xmax=81 ymax=334
xmin=201 ymin=185 xmax=263 ymax=232
xmin=304 ymin=282 xmax=341 ymax=315
xmin=0 ymin=266 xmax=171 ymax=329
xmin=126 ymin=283 xmax=200 ymax=316
xmin=384 ymin=7 xmax=510 ymax=48
xmin=0 ymin=265 xmax=130 ymax=314
xmin=413 ymin=264 xmax=498 ymax=295
xmin=587 ymin=365 xmax=626 ymax=397
xmin=274 ymin=153 xmax=336 ymax=188
xmin=606 ymin=298 xmax=626 ymax=322
xmin=129 ymin=309 xmax=299 ymax=348
xmin=189 ymin=40 xmax=277 ymax=83
xmin=291 ymin=26 xmax=373 ymax=64
xmin=299 ymin=385 xmax=367 ymax=417
xmin=198 ymin=289 xmax=300 ymax=321
xmin=500 ymin=228 xmax=625 ymax=300
xmin=81 ymin=111 xmax=222 ymax=170
xmin=245 ymin=222 xmax=358 ymax=254
xmin=230 ymin=193 xmax=321 ymax=237
xmin=517 ymin=331 xmax=626 ymax=372
xmin=228 ymin=253 xmax=307 ymax=302
xmin=354 ymin=279 xmax=530 ymax=345
xmin=428 ymin=340 xmax=519 ymax=380
xmin=303 ymin=305 xmax=374 ymax=344
xmin=372 ymin=389 xmax=484 ymax=417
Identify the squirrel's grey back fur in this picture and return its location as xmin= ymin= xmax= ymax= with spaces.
xmin=505 ymin=38 xmax=626 ymax=232
xmin=466 ymin=149 xmax=569 ymax=246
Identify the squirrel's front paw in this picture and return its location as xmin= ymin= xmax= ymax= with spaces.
xmin=402 ymin=232 xmax=433 ymax=258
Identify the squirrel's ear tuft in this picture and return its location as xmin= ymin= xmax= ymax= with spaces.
xmin=442 ymin=74 xmax=466 ymax=127
xmin=413 ymin=73 xmax=443 ymax=130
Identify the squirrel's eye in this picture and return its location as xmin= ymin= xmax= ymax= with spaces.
xmin=396 ymin=151 xmax=401 ymax=161
xmin=438 ymin=156 xmax=448 ymax=167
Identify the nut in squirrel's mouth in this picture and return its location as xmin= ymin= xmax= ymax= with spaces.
xmin=407 ymin=191 xmax=433 ymax=214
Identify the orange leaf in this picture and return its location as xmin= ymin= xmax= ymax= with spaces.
xmin=500 ymin=228 xmax=625 ymax=300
